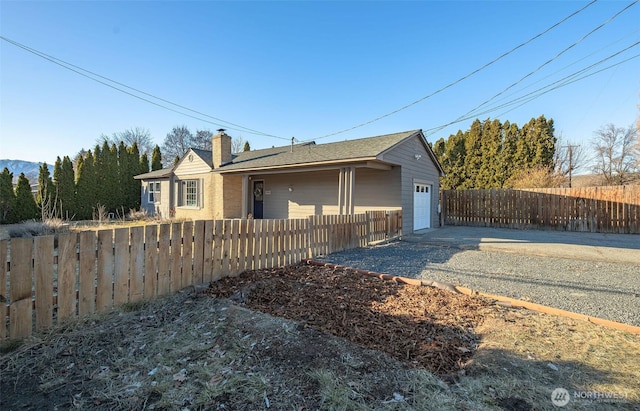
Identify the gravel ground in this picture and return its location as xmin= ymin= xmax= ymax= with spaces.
xmin=316 ymin=239 xmax=640 ymax=327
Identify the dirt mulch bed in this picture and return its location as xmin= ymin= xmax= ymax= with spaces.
xmin=3 ymin=261 xmax=639 ymax=410
xmin=204 ymin=262 xmax=494 ymax=376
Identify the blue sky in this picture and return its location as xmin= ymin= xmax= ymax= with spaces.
xmin=1 ymin=1 xmax=639 ymax=167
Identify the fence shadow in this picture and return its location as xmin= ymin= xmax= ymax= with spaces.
xmin=316 ymin=240 xmax=469 ymax=277
xmin=465 ymin=347 xmax=640 ymax=410
xmin=418 ymin=225 xmax=640 ymax=252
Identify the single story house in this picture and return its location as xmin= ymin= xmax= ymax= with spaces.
xmin=134 ymin=129 xmax=444 ymax=233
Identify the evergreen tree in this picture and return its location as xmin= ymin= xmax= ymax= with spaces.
xmin=515 ymin=119 xmax=536 ymax=169
xmin=243 ymin=141 xmax=251 ymax=152
xmin=105 ymin=143 xmax=122 ymax=213
xmin=140 ymin=153 xmax=150 ymax=175
xmin=433 ymin=138 xmax=446 ymax=163
xmin=93 ymin=142 xmax=120 ymax=213
xmin=151 ymin=145 xmax=162 ymax=171
xmin=54 ymin=156 xmax=76 ymax=219
xmin=462 ymin=119 xmax=484 ymax=189
xmin=476 ymin=119 xmax=503 ymax=188
xmin=127 ymin=143 xmax=142 ymax=210
xmin=532 ymin=115 xmax=556 ymax=168
xmin=440 ymin=131 xmax=468 ymax=189
xmin=497 ymin=121 xmax=519 ymax=187
xmin=52 ymin=157 xmax=63 ymax=217
xmin=118 ymin=141 xmax=131 ymax=211
xmin=76 ymin=151 xmax=98 ymax=220
xmin=93 ymin=144 xmax=106 ymax=211
xmin=0 ymin=168 xmax=16 ymax=223
xmin=436 ymin=116 xmax=558 ymax=189
xmin=14 ymin=173 xmax=38 ymax=222
xmin=36 ymin=162 xmax=55 ymax=218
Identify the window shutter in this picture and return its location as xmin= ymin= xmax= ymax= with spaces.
xmin=200 ymin=178 xmax=204 ymax=208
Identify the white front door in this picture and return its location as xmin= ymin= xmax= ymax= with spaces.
xmin=413 ymin=183 xmax=431 ymax=230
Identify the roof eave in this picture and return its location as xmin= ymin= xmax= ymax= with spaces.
xmin=218 ymin=157 xmax=381 ymax=174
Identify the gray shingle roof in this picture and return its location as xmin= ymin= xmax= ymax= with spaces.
xmin=134 ymin=129 xmax=443 ymax=180
xmin=191 ymin=148 xmax=213 ymax=167
xmin=218 ymin=130 xmax=421 ymax=172
xmin=134 ymin=167 xmax=173 ymax=180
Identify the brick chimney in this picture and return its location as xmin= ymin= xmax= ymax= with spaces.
xmin=212 ymin=128 xmax=232 ymax=168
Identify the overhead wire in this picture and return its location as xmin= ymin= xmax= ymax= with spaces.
xmin=450 ymin=0 xmax=638 ymax=126
xmin=493 ymin=55 xmax=639 ymax=120
xmin=423 ymin=42 xmax=640 ymax=136
xmin=0 ymin=35 xmax=289 ymax=141
xmin=1 ymin=0 xmax=635 ymax=145
xmin=476 ymin=29 xmax=640 ymax=110
xmin=307 ymin=0 xmax=599 ymax=141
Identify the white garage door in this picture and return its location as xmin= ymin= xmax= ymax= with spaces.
xmin=413 ymin=183 xmax=431 ymax=230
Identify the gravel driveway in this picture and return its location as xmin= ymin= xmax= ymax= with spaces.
xmin=316 ymin=226 xmax=640 ymax=327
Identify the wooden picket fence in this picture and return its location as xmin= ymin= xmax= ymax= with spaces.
xmin=0 ymin=210 xmax=402 ymax=340
xmin=442 ymin=186 xmax=639 ymax=233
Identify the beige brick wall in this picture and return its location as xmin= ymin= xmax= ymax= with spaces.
xmin=222 ymin=175 xmax=243 ymax=218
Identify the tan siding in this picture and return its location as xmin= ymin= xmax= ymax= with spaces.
xmin=174 ymin=151 xmax=213 ymax=220
xmin=174 ymin=150 xmax=211 ymax=175
xmin=383 ymin=136 xmax=441 ymax=232
xmin=352 ymin=167 xmax=401 ymax=213
xmin=253 ymin=171 xmax=340 ymax=219
xmin=140 ymin=178 xmax=172 ymax=218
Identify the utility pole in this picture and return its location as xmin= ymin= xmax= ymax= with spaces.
xmin=562 ymin=145 xmax=579 ymax=188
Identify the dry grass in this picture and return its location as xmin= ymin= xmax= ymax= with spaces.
xmin=459 ymin=308 xmax=640 ymax=410
xmin=0 ymin=218 xmax=68 ymax=240
xmin=0 ymin=290 xmax=489 ymax=410
xmin=2 ymin=266 xmax=639 ymax=410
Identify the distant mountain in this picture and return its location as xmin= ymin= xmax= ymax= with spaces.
xmin=0 ymin=159 xmax=54 ymax=184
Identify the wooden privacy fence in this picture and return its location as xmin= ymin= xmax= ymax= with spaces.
xmin=0 ymin=210 xmax=402 ymax=340
xmin=442 ymin=187 xmax=639 ymax=233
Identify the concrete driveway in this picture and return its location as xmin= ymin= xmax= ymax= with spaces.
xmin=408 ymin=226 xmax=640 ymax=265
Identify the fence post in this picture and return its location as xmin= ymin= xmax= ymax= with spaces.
xmin=9 ymin=238 xmax=33 ymax=339
xmin=34 ymin=235 xmax=54 ymax=331
xmin=0 ymin=240 xmax=8 ymax=340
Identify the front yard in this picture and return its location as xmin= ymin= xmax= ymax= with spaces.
xmin=2 ymin=262 xmax=638 ymax=410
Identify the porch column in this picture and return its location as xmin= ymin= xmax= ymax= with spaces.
xmin=338 ymin=168 xmax=344 ymax=214
xmin=346 ymin=166 xmax=355 ymax=215
xmin=241 ymin=175 xmax=249 ymax=218
xmin=338 ymin=167 xmax=355 ymax=215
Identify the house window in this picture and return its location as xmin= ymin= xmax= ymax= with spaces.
xmin=149 ymin=182 xmax=161 ymax=203
xmin=181 ymin=180 xmax=199 ymax=207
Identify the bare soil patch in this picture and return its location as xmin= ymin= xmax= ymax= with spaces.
xmin=2 ymin=262 xmax=639 ymax=410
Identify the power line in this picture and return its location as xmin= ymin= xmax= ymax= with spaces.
xmin=423 ymin=44 xmax=640 ymax=136
xmin=454 ymin=0 xmax=638 ymax=124
xmin=426 ymin=52 xmax=640 ymax=135
xmin=475 ymin=29 xmax=640 ymax=111
xmin=0 ymin=35 xmax=289 ymax=141
xmin=308 ymin=0 xmax=599 ymax=141
xmin=493 ymin=53 xmax=640 ymax=119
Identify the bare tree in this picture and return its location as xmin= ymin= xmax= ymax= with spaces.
xmin=193 ymin=129 xmax=213 ymax=151
xmin=98 ymin=127 xmax=154 ymax=157
xmin=554 ymin=134 xmax=586 ymax=187
xmin=232 ymin=135 xmax=246 ymax=154
xmin=161 ymin=126 xmax=194 ymax=167
xmin=591 ymin=123 xmax=639 ymax=185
